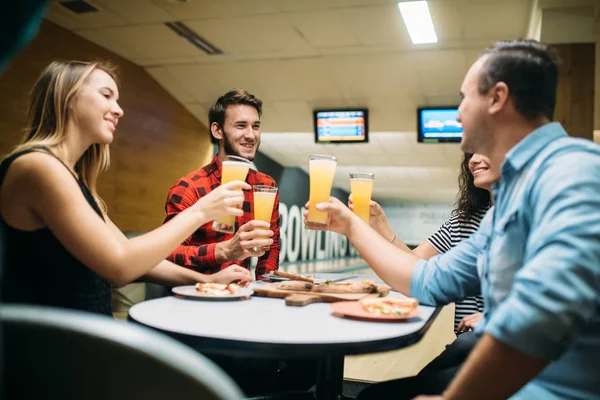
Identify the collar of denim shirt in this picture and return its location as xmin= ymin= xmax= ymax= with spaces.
xmin=492 ymin=122 xmax=568 ymax=194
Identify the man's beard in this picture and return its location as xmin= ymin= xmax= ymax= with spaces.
xmin=222 ymin=126 xmax=259 ymax=161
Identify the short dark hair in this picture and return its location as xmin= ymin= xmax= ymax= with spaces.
xmin=478 ymin=40 xmax=560 ymax=121
xmin=208 ymin=88 xmax=262 ymax=127
xmin=453 ymin=153 xmax=490 ymax=221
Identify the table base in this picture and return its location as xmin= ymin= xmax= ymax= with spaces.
xmin=316 ymin=355 xmax=344 ymax=400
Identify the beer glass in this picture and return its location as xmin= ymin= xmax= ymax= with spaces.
xmin=212 ymin=155 xmax=251 ymax=234
xmin=350 ymin=173 xmax=374 ymax=223
xmin=306 ymin=154 xmax=337 ymax=229
xmin=252 ymin=185 xmax=278 ymax=251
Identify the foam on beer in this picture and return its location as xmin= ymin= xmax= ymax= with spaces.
xmin=222 ymin=161 xmax=251 ymax=167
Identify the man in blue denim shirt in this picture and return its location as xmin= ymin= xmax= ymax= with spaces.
xmin=310 ymin=40 xmax=600 ymax=400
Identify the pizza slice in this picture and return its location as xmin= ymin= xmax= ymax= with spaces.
xmin=195 ymin=283 xmax=242 ymax=295
xmin=359 ymin=297 xmax=419 ymax=316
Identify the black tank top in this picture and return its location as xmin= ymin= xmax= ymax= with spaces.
xmin=0 ymin=147 xmax=112 ymax=315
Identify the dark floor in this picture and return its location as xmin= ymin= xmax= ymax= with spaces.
xmin=244 ymin=380 xmax=369 ymax=400
xmin=343 ymin=380 xmax=369 ymax=398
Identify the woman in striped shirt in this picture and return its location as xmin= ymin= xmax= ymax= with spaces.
xmin=352 ymin=153 xmax=498 ymax=400
xmin=365 ymin=153 xmax=494 ymax=333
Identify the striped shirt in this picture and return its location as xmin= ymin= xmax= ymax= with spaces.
xmin=428 ymin=207 xmax=488 ymax=331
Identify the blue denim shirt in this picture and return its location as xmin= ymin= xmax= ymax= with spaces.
xmin=411 ymin=123 xmax=600 ymax=400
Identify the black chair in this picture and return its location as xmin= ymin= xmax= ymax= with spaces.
xmin=245 ymin=392 xmax=316 ymax=400
xmin=1 ymin=304 xmax=244 ymax=400
xmin=145 ymin=282 xmax=170 ymax=300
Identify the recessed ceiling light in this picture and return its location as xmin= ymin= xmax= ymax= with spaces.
xmin=59 ymin=0 xmax=99 ymax=14
xmin=398 ymin=1 xmax=438 ymax=45
xmin=164 ymin=21 xmax=224 ymax=55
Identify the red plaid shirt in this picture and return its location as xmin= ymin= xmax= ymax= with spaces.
xmin=164 ymin=156 xmax=280 ymax=280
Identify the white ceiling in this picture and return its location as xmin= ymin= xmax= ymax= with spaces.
xmin=44 ymin=0 xmax=599 ymax=202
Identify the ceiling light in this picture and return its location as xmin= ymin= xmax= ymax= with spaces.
xmin=164 ymin=21 xmax=224 ymax=55
xmin=398 ymin=1 xmax=438 ymax=44
xmin=59 ymin=0 xmax=99 ymax=14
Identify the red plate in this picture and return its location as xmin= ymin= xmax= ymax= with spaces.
xmin=330 ymin=301 xmax=420 ymax=321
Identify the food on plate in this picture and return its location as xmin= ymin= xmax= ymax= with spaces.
xmin=312 ymin=282 xmax=378 ymax=294
xmin=359 ymin=297 xmax=419 ymax=316
xmin=273 ymin=281 xmax=378 ymax=294
xmin=274 ymin=281 xmax=314 ymax=292
xmin=270 ymin=270 xmax=314 ymax=283
xmin=195 ymin=283 xmax=242 ymax=295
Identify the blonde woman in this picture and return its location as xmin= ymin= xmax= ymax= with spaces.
xmin=0 ymin=61 xmax=268 ymax=315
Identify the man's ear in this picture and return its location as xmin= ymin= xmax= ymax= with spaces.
xmin=488 ymin=81 xmax=509 ymax=116
xmin=211 ymin=122 xmax=223 ymax=141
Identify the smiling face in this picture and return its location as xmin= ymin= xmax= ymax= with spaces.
xmin=69 ymin=69 xmax=124 ymax=145
xmin=215 ymin=104 xmax=261 ymax=161
xmin=469 ymin=153 xmax=499 ymax=190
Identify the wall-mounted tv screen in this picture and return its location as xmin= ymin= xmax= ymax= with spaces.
xmin=417 ymin=106 xmax=462 ymax=143
xmin=314 ymin=109 xmax=368 ymax=144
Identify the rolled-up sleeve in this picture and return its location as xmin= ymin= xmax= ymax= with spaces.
xmin=410 ymin=210 xmax=492 ymax=306
xmin=485 ymin=152 xmax=600 ymax=361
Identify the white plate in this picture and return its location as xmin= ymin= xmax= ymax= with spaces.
xmin=172 ymin=285 xmax=254 ymax=300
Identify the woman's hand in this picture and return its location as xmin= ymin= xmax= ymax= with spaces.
xmin=303 ymin=197 xmax=358 ymax=235
xmin=456 ymin=312 xmax=483 ymax=334
xmin=192 ymin=180 xmax=250 ymax=223
xmin=349 ymin=195 xmax=394 ymax=241
xmin=369 ymin=200 xmax=386 ymax=222
xmin=210 ymin=264 xmax=252 ymax=285
xmin=348 ymin=195 xmax=387 ymax=226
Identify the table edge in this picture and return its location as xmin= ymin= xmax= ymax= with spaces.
xmin=128 ymin=305 xmax=443 ymax=359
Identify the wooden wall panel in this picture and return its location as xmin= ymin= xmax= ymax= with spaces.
xmin=0 ymin=21 xmax=213 ymax=231
xmin=553 ymin=43 xmax=595 ymax=140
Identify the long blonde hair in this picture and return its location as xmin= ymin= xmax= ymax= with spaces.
xmin=9 ymin=60 xmax=120 ymax=212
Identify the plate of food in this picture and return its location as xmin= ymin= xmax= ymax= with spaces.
xmin=330 ymin=297 xmax=420 ymax=321
xmin=172 ymin=283 xmax=253 ymax=300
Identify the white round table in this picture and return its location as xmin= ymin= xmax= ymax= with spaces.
xmin=129 ymin=281 xmax=441 ymax=400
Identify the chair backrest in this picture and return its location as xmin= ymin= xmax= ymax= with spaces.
xmin=1 ymin=304 xmax=245 ymax=400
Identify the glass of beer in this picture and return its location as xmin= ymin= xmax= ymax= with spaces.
xmin=212 ymin=155 xmax=251 ymax=234
xmin=306 ymin=154 xmax=337 ymax=229
xmin=252 ymin=185 xmax=278 ymax=251
xmin=350 ymin=173 xmax=374 ymax=223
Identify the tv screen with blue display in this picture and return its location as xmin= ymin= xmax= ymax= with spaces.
xmin=314 ymin=109 xmax=368 ymax=144
xmin=417 ymin=107 xmax=462 ymax=143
